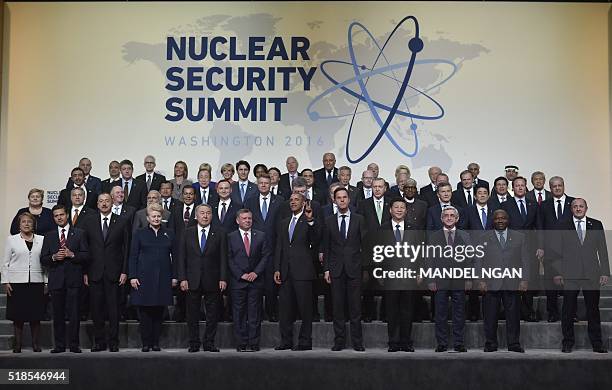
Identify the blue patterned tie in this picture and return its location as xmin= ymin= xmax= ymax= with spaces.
xmin=499 ymin=231 xmax=506 ymax=249
xmin=261 ymin=197 xmax=268 ymax=220
xmin=480 ymin=207 xmax=487 ymax=229
xmin=240 ymin=183 xmax=246 ymax=201
xmin=576 ymin=220 xmax=584 ymax=244
xmin=394 ymin=224 xmax=402 ymax=242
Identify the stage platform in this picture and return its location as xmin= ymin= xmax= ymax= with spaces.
xmin=1 ymin=348 xmax=611 ymax=390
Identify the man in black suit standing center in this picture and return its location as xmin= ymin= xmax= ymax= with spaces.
xmin=324 ymin=187 xmax=367 ymax=351
xmin=178 ymin=204 xmax=228 ymax=353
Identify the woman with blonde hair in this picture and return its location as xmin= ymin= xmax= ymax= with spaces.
xmin=10 ymin=188 xmax=54 ymax=235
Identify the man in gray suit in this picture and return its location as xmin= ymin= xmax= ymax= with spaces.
xmin=477 ymin=209 xmax=529 ymax=353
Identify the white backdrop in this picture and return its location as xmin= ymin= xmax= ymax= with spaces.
xmin=1 ymin=2 xmax=610 ymax=245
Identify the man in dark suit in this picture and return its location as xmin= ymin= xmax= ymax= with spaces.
xmin=109 ymin=185 xmax=137 ymax=225
xmin=279 ymin=177 xmax=327 ymax=321
xmin=193 ymin=168 xmax=219 ymax=206
xmin=420 ymin=172 xmax=449 ymax=208
xmin=456 ymin=162 xmax=489 ymax=192
xmin=313 ymin=152 xmax=339 ymax=199
xmin=227 ymin=209 xmax=271 ymax=351
xmin=380 ymin=198 xmax=421 ymax=352
xmin=358 ymin=178 xmax=391 ymax=227
xmin=464 ymin=185 xmax=494 ymax=321
xmin=160 ymin=181 xmax=178 ymax=213
xmin=65 ymin=157 xmax=103 ymax=195
xmin=501 ymin=176 xmax=540 ymax=322
xmin=231 ymin=160 xmax=257 ymax=204
xmin=212 ymin=179 xmax=241 ymax=233
xmin=357 ymin=178 xmax=390 ymax=321
xmin=279 ymin=156 xmax=300 ymax=196
xmin=41 ymin=205 xmax=89 ymax=353
xmin=451 ymin=170 xmax=476 ymax=209
xmin=65 ymin=187 xmax=95 ymax=229
xmin=82 ymin=193 xmax=130 ymax=352
xmin=110 ymin=159 xmax=147 ymax=210
xmin=526 ymin=171 xmax=551 ymax=206
xmin=352 ymin=169 xmax=375 ymax=206
xmin=537 ymin=176 xmax=575 ymax=322
xmin=324 ymin=187 xmax=367 ymax=351
xmin=168 ymin=186 xmax=198 ymax=235
xmin=101 ymin=160 xmax=121 ymax=194
xmin=419 ymin=166 xmax=442 ymax=204
xmin=386 ymin=171 xmax=409 ymax=199
xmin=58 ymin=167 xmax=98 ymax=210
xmin=489 ymin=176 xmax=513 ymax=211
xmin=177 ymin=204 xmax=228 ymax=352
xmin=135 ymin=155 xmax=166 ymax=192
xmin=465 ymin=185 xmax=494 ymax=231
xmin=426 ymin=183 xmax=465 ymax=231
xmin=426 ymin=206 xmax=473 ymax=352
xmin=553 ymin=198 xmax=609 ymax=353
xmin=274 ymin=193 xmax=319 ymax=350
xmin=338 ymin=166 xmax=358 ymax=203
xmin=301 ymin=168 xmax=325 ymax=205
xmin=268 ymin=167 xmax=285 ymax=199
xmin=244 ymin=174 xmax=284 ymax=322
xmin=167 ymin=186 xmax=198 ymax=322
xmin=477 ymin=209 xmax=529 ymax=353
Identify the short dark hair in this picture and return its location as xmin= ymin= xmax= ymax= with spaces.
xmin=119 ymin=159 xmax=133 ymax=168
xmin=333 ymin=187 xmax=349 ymax=199
xmin=71 ymin=167 xmax=84 ymax=176
xmin=301 ymin=168 xmax=314 ymax=175
xmin=52 ymin=204 xmax=68 ymax=214
xmin=494 ymin=176 xmax=509 ymax=186
xmin=236 ymin=160 xmax=251 ymax=170
xmin=253 ymin=163 xmax=268 ymax=173
xmin=268 ymin=167 xmax=281 ymax=176
xmin=389 ymin=197 xmax=407 ymax=209
xmin=513 ymin=176 xmax=528 ymax=187
xmin=160 ymin=180 xmax=174 ymax=190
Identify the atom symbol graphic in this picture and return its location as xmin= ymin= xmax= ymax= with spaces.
xmin=307 ymin=16 xmax=458 ymax=163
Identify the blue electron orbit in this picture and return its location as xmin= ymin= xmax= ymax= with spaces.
xmin=308 ymin=16 xmax=454 ymax=163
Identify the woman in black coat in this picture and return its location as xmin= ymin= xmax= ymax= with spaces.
xmin=129 ymin=203 xmax=176 ymax=352
xmin=10 ymin=189 xmax=54 ymax=235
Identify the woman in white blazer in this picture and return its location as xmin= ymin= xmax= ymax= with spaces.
xmin=2 ymin=212 xmax=47 ymax=353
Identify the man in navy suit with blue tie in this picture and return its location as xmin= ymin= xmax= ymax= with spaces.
xmin=323 ymin=187 xmax=367 ymax=351
xmin=231 ymin=160 xmax=257 ymax=204
xmin=227 ymin=209 xmax=272 ymax=352
xmin=501 ymin=176 xmax=540 ymax=322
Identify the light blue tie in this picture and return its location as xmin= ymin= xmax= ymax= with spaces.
xmin=261 ymin=197 xmax=268 ymax=220
xmin=240 ymin=183 xmax=246 ymax=201
xmin=289 ymin=216 xmax=297 ymax=241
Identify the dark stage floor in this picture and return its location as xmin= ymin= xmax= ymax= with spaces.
xmin=1 ymin=348 xmax=611 ymax=390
